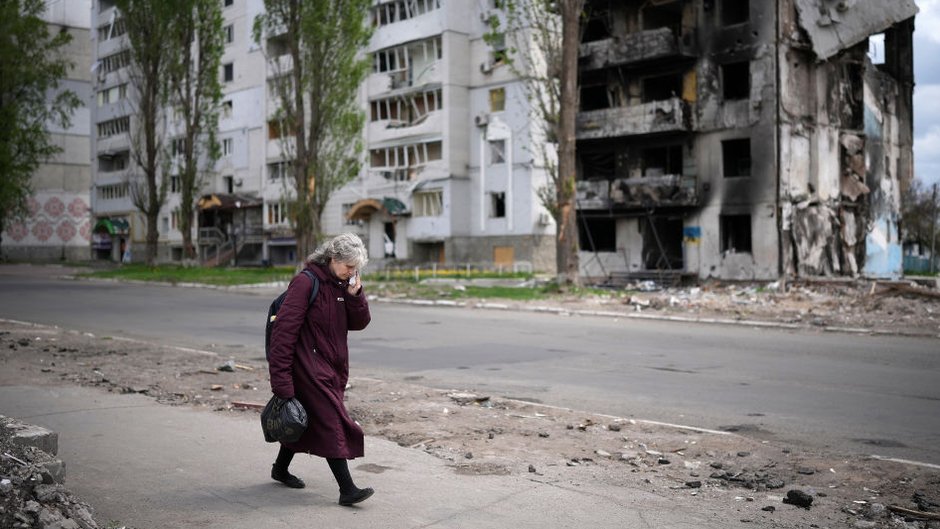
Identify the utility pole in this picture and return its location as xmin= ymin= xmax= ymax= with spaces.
xmin=931 ymin=183 xmax=938 ymax=274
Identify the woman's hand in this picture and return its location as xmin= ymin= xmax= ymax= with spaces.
xmin=347 ymin=271 xmax=362 ymax=295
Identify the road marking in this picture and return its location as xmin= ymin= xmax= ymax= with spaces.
xmin=869 ymin=455 xmax=940 ymax=470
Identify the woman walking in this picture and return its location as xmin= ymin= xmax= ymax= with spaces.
xmin=267 ymin=233 xmax=374 ymax=506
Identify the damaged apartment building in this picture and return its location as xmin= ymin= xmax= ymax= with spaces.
xmin=323 ymin=0 xmax=556 ymax=270
xmin=575 ymin=0 xmax=916 ymax=281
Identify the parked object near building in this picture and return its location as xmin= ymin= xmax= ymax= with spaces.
xmin=1 ymin=1 xmax=93 ymax=263
xmin=573 ymin=0 xmax=916 ymax=282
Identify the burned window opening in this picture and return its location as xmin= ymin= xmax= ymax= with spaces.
xmin=578 ymin=215 xmax=616 ymax=252
xmin=490 ymin=192 xmax=506 ymax=218
xmin=582 ymin=7 xmax=611 ymax=43
xmin=581 ymin=85 xmax=611 ymax=111
xmin=642 ymin=145 xmax=683 ymax=177
xmin=642 ymin=73 xmax=683 ymax=103
xmin=720 ymin=0 xmax=749 ymax=27
xmin=721 ymin=61 xmax=749 ymax=100
xmin=720 ymin=214 xmax=752 ymax=253
xmin=642 ymin=217 xmax=684 ymax=270
xmin=841 ymin=63 xmax=864 ymax=130
xmin=722 ymin=138 xmax=751 ymax=178
xmin=581 ymin=150 xmax=616 ymax=180
xmin=642 ymin=1 xmax=683 ymax=35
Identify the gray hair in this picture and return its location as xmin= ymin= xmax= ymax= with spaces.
xmin=305 ymin=233 xmax=369 ymax=269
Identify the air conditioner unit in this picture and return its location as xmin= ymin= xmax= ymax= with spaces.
xmin=538 ymin=213 xmax=552 ymax=225
xmin=480 ymin=59 xmax=494 ymax=74
xmin=474 ymin=113 xmax=489 ymax=127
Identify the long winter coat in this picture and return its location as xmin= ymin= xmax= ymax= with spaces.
xmin=268 ymin=263 xmax=371 ymax=458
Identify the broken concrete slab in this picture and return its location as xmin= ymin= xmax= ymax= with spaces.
xmin=793 ymin=0 xmax=918 ymax=61
xmin=1 ymin=415 xmax=58 ymax=456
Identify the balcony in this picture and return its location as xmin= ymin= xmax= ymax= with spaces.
xmin=577 ymin=97 xmax=690 ymax=140
xmin=576 ymin=174 xmax=699 ymax=210
xmin=579 ymin=28 xmax=693 ymax=71
xmin=367 ymin=111 xmax=442 ymax=145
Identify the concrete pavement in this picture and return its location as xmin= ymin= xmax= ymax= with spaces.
xmin=0 ymin=384 xmax=739 ymax=529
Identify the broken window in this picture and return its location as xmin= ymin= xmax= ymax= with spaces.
xmin=490 ymin=192 xmax=506 ymax=218
xmin=721 ymin=138 xmax=751 ymax=177
xmin=489 ymin=139 xmax=506 ymax=165
xmin=97 ymin=151 xmax=129 ymax=172
xmin=582 ymin=6 xmax=610 ymax=43
xmin=370 ymin=140 xmax=443 ymax=179
xmin=369 ymin=88 xmax=442 ymax=125
xmin=267 ymin=202 xmax=290 ymax=225
xmin=720 ymin=0 xmax=749 ymax=26
xmin=414 ymin=189 xmax=443 ymax=217
xmin=97 ymin=116 xmax=129 ymax=137
xmin=642 ymin=73 xmax=683 ymax=103
xmin=223 ymin=175 xmax=234 ymax=194
xmin=266 ymin=34 xmax=289 ymax=57
xmin=721 ymin=61 xmax=749 ymax=100
xmin=720 ymin=214 xmax=752 ymax=253
xmin=580 ymin=84 xmax=610 ymax=111
xmin=489 ymin=87 xmax=506 ymax=112
xmin=642 ymin=145 xmax=683 ymax=177
xmin=642 ymin=217 xmax=684 ymax=270
xmin=372 ymin=0 xmax=441 ymax=27
xmin=170 ymin=175 xmax=181 ymax=193
xmin=224 ymin=24 xmax=234 ymax=45
xmin=580 ymin=150 xmax=616 ymax=180
xmin=267 ymin=161 xmax=291 ymax=180
xmin=223 ymin=62 xmax=234 ymax=83
xmin=222 ymin=100 xmax=233 ymax=118
xmin=99 ymin=50 xmax=130 ymax=74
xmin=642 ymin=1 xmax=682 ymax=34
xmin=577 ymin=215 xmax=616 ymax=252
xmin=97 ymin=84 xmax=127 ymax=106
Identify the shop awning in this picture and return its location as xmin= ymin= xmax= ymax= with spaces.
xmin=93 ymin=218 xmax=129 ymax=235
xmin=197 ymin=193 xmax=262 ymax=211
xmin=345 ymin=197 xmax=409 ymax=221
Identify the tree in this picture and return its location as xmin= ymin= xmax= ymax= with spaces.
xmin=253 ymin=0 xmax=372 ymax=259
xmin=487 ymin=0 xmax=583 ymax=285
xmin=165 ymin=0 xmax=224 ymax=260
xmin=115 ymin=0 xmax=174 ymax=265
xmin=0 ymin=0 xmax=80 ymax=253
xmin=901 ymin=178 xmax=939 ymax=266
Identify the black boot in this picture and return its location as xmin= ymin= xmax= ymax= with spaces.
xmin=328 ymin=458 xmax=374 ymax=506
xmin=272 ymin=446 xmax=305 ymax=489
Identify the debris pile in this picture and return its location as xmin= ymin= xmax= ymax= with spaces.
xmin=0 ymin=417 xmax=99 ymax=529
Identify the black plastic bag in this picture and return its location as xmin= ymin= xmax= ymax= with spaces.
xmin=261 ymin=395 xmax=308 ymax=443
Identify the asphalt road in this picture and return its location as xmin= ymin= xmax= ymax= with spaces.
xmin=1 ymin=266 xmax=938 ymax=466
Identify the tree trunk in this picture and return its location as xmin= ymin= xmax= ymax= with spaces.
xmin=556 ymin=0 xmax=583 ymax=286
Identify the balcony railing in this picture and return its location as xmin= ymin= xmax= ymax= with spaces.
xmin=577 ymin=97 xmax=690 ymax=140
xmin=579 ymin=27 xmax=692 ymax=71
xmin=576 ymin=174 xmax=699 ymax=209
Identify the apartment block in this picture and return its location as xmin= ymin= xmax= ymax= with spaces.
xmin=574 ymin=0 xmax=916 ymax=281
xmin=322 ymin=0 xmax=556 ymax=271
xmin=2 ymin=1 xmax=93 ymax=262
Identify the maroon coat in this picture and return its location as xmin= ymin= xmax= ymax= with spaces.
xmin=268 ymin=263 xmax=371 ymax=458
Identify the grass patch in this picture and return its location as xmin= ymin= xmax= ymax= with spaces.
xmin=81 ymin=264 xmax=295 ymax=286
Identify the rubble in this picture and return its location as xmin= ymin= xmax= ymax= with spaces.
xmin=2 ymin=318 xmax=939 ymax=529
xmin=0 ymin=417 xmax=99 ymax=529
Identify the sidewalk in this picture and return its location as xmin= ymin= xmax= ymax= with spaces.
xmin=0 ymin=385 xmax=743 ymax=529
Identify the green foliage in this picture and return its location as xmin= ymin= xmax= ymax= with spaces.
xmin=0 ymin=0 xmax=80 ymax=236
xmin=902 ymin=179 xmax=939 ymax=252
xmin=253 ymin=0 xmax=373 ymax=256
xmin=82 ymin=264 xmax=296 ymax=285
xmin=164 ymin=0 xmax=225 ymax=258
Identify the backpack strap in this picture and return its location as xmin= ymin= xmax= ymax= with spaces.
xmin=300 ymin=269 xmax=320 ymax=309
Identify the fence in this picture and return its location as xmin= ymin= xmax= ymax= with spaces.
xmin=903 ymin=255 xmax=938 ymax=275
xmin=370 ymin=261 xmax=535 ymax=282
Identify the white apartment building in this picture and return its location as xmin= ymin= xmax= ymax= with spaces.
xmin=90 ymin=0 xmax=556 ymax=270
xmin=1 ymin=0 xmax=93 ymax=262
xmin=323 ymin=0 xmax=556 ymax=271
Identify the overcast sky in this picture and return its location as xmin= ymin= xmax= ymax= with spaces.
xmin=914 ymin=0 xmax=940 ymax=187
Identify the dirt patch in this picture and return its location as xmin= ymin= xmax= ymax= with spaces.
xmin=1 ymin=321 xmax=939 ymax=529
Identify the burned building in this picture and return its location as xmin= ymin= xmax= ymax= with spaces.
xmin=575 ymin=0 xmax=916 ymax=281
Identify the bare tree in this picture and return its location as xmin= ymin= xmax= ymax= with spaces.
xmin=253 ymin=0 xmax=372 ymax=259
xmin=165 ymin=0 xmax=224 ymax=260
xmin=116 ymin=0 xmax=173 ymax=265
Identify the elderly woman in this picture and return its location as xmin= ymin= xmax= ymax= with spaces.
xmin=267 ymin=233 xmax=373 ymax=506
